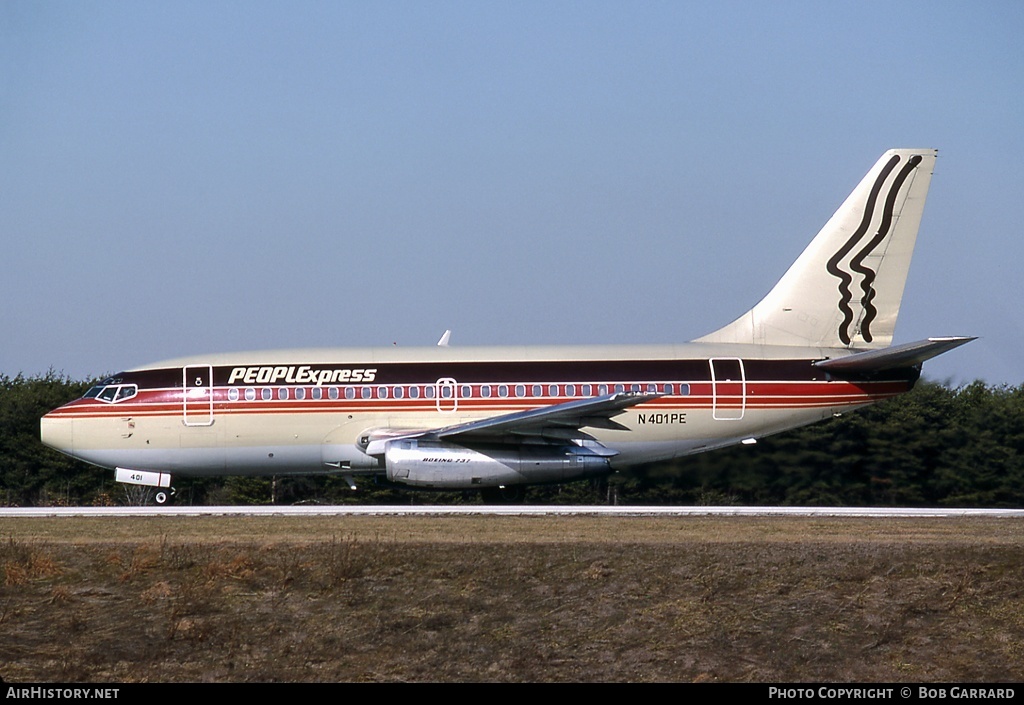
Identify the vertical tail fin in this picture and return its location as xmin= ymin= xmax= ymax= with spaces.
xmin=696 ymin=149 xmax=937 ymax=350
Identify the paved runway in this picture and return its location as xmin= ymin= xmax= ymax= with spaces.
xmin=2 ymin=505 xmax=1023 ymax=518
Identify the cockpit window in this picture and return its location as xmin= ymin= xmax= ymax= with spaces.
xmin=115 ymin=385 xmax=138 ymax=402
xmin=89 ymin=384 xmax=138 ymax=403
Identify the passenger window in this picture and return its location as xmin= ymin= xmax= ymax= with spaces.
xmin=261 ymin=388 xmax=272 ymax=401
xmin=566 ymin=384 xmax=576 ymax=397
xmin=278 ymin=388 xmax=289 ymax=400
xmin=549 ymin=384 xmax=558 ymax=397
xmin=532 ymin=385 xmax=542 ymax=397
xmin=498 ymin=385 xmax=508 ymax=398
xmin=394 ymin=386 xmax=404 ymax=399
xmin=295 ymin=387 xmax=306 ymax=400
xmin=245 ymin=388 xmax=256 ymax=401
xmin=409 ymin=386 xmax=420 ymax=399
xmin=515 ymin=385 xmax=525 ymax=398
xmin=228 ymin=388 xmax=239 ymax=402
xmin=678 ymin=384 xmax=690 ymax=396
xmin=481 ymin=385 xmax=491 ymax=398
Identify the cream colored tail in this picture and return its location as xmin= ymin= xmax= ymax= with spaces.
xmin=696 ymin=149 xmax=937 ymax=350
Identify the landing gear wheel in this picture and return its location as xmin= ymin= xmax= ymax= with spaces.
xmin=154 ymin=487 xmax=176 ymax=505
xmin=480 ymin=485 xmax=527 ymax=505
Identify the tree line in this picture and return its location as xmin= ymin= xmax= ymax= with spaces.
xmin=2 ymin=372 xmax=1022 ymax=507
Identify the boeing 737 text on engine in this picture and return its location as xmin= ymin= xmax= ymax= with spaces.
xmin=41 ymin=149 xmax=973 ymax=503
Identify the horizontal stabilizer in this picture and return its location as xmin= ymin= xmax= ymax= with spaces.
xmin=813 ymin=337 xmax=976 ymax=373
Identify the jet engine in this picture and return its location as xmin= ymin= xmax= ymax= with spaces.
xmin=383 ymin=438 xmax=611 ymax=489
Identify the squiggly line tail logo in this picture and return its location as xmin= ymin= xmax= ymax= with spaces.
xmin=826 ymin=154 xmax=922 ymax=345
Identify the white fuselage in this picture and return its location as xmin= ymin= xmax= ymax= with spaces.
xmin=40 ymin=341 xmax=913 ymax=489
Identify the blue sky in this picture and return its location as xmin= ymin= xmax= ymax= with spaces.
xmin=2 ymin=1 xmax=1022 ymax=385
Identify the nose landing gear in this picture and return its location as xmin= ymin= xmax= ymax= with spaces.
xmin=115 ymin=469 xmax=176 ymax=506
xmin=154 ymin=488 xmax=177 ymax=505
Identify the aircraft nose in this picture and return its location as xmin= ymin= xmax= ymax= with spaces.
xmin=40 ymin=413 xmax=74 ymax=455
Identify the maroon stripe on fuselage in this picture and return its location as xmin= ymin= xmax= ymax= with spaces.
xmin=109 ymin=359 xmax=833 ymax=389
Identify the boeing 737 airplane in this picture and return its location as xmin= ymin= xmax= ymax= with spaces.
xmin=41 ymin=149 xmax=973 ymax=503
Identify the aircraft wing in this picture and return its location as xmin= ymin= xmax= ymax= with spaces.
xmin=363 ymin=392 xmax=661 ymax=456
xmin=813 ymin=336 xmax=976 ymax=373
xmin=435 ymin=391 xmax=662 ymax=439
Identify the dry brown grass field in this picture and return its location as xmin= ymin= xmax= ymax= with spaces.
xmin=1 ymin=515 xmax=1022 ymax=683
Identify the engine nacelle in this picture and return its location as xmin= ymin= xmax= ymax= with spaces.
xmin=384 ymin=439 xmax=611 ymax=489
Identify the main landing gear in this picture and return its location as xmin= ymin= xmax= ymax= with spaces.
xmin=479 ymin=485 xmax=527 ymax=505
